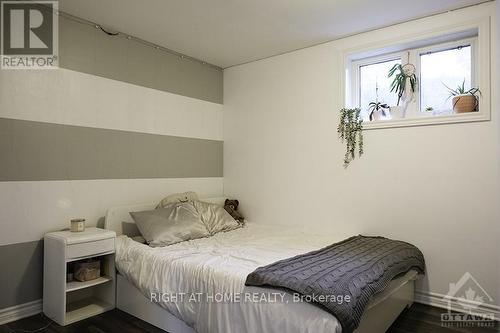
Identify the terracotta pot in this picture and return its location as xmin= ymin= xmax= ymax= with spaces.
xmin=452 ymin=94 xmax=478 ymax=113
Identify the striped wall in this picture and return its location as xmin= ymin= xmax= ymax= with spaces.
xmin=0 ymin=14 xmax=223 ymax=310
xmin=0 ymin=62 xmax=223 ymax=140
xmin=58 ymin=15 xmax=223 ymax=104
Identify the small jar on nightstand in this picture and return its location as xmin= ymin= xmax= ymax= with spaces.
xmin=43 ymin=227 xmax=116 ymax=326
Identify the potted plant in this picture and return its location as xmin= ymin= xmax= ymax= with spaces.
xmin=368 ymin=101 xmax=390 ymax=121
xmin=337 ymin=108 xmax=363 ymax=168
xmin=388 ymin=63 xmax=417 ymax=106
xmin=444 ymin=80 xmax=481 ymax=113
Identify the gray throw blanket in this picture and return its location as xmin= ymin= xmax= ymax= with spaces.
xmin=245 ymin=235 xmax=425 ymax=333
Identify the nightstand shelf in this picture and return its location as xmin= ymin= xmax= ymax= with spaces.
xmin=43 ymin=227 xmax=116 ymax=326
xmin=65 ymin=297 xmax=114 ymax=325
xmin=66 ymin=275 xmax=113 ymax=292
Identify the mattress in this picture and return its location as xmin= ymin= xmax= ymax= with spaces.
xmin=115 ymin=222 xmax=415 ymax=333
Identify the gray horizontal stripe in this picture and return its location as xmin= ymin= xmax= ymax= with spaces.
xmin=0 ymin=118 xmax=223 ymax=181
xmin=59 ymin=15 xmax=223 ymax=104
xmin=0 ymin=240 xmax=43 ymax=309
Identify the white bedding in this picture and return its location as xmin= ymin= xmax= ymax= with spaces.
xmin=116 ymin=222 xmax=348 ymax=333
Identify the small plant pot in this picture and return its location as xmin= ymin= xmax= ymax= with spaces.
xmin=370 ymin=110 xmax=386 ymax=121
xmin=452 ymin=94 xmax=477 ymax=113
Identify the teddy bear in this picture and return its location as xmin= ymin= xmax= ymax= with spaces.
xmin=224 ymin=199 xmax=244 ymax=224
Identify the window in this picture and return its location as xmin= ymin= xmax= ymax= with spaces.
xmin=358 ymin=58 xmax=401 ymax=120
xmin=344 ymin=22 xmax=490 ymax=129
xmin=419 ymin=44 xmax=473 ymax=115
xmin=351 ymin=38 xmax=476 ymax=121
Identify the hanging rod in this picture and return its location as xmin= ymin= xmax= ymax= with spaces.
xmin=36 ymin=3 xmax=222 ymax=71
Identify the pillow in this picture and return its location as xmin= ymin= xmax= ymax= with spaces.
xmin=192 ymin=200 xmax=241 ymax=235
xmin=121 ymin=221 xmax=142 ymax=237
xmin=200 ymin=197 xmax=226 ymax=206
xmin=130 ymin=202 xmax=209 ymax=247
xmin=156 ymin=191 xmax=199 ymax=209
xmin=131 ymin=235 xmax=146 ymax=244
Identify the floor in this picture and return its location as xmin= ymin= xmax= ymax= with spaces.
xmin=386 ymin=304 xmax=498 ymax=333
xmin=1 ymin=303 xmax=498 ymax=333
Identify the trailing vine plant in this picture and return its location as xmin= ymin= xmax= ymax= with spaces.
xmin=337 ymin=108 xmax=364 ymax=168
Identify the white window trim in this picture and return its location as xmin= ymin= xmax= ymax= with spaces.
xmin=341 ymin=16 xmax=491 ymax=130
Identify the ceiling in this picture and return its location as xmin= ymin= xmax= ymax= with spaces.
xmin=59 ymin=0 xmax=490 ymax=68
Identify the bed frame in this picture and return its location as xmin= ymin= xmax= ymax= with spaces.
xmin=105 ymin=198 xmax=418 ymax=333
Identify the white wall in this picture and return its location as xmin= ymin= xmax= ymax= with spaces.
xmin=224 ymin=2 xmax=499 ymax=306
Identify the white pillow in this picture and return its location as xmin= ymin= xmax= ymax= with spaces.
xmin=156 ymin=191 xmax=199 ymax=209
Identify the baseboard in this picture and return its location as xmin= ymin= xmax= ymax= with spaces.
xmin=415 ymin=291 xmax=500 ymax=321
xmin=0 ymin=300 xmax=42 ymax=325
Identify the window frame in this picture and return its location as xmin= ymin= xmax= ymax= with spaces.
xmin=414 ymin=37 xmax=478 ymax=113
xmin=350 ymin=37 xmax=478 ymax=120
xmin=341 ymin=16 xmax=491 ymax=130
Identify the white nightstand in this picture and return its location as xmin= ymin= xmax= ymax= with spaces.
xmin=43 ymin=227 xmax=116 ymax=326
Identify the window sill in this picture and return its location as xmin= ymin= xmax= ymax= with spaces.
xmin=362 ymin=111 xmax=490 ymax=130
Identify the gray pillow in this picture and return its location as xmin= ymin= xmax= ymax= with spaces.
xmin=130 ymin=202 xmax=209 ymax=247
xmin=193 ymin=200 xmax=241 ymax=235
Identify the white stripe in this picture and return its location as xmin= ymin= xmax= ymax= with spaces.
xmin=0 ymin=177 xmax=223 ymax=245
xmin=0 ymin=68 xmax=223 ymax=141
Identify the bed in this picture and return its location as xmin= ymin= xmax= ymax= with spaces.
xmin=105 ymin=197 xmax=420 ymax=333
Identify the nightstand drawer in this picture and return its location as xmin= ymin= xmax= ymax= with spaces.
xmin=67 ymin=238 xmax=114 ymax=259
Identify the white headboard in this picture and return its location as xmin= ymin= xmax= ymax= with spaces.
xmin=104 ymin=197 xmax=227 ymax=236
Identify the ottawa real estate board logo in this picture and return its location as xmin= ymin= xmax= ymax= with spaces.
xmin=441 ymin=272 xmax=497 ymax=329
xmin=1 ymin=0 xmax=58 ymax=69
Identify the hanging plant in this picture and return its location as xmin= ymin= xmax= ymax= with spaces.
xmin=337 ymin=108 xmax=364 ymax=168
xmin=388 ymin=63 xmax=417 ymax=105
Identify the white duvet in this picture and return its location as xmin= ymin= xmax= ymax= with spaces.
xmin=116 ymin=222 xmax=349 ymax=333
